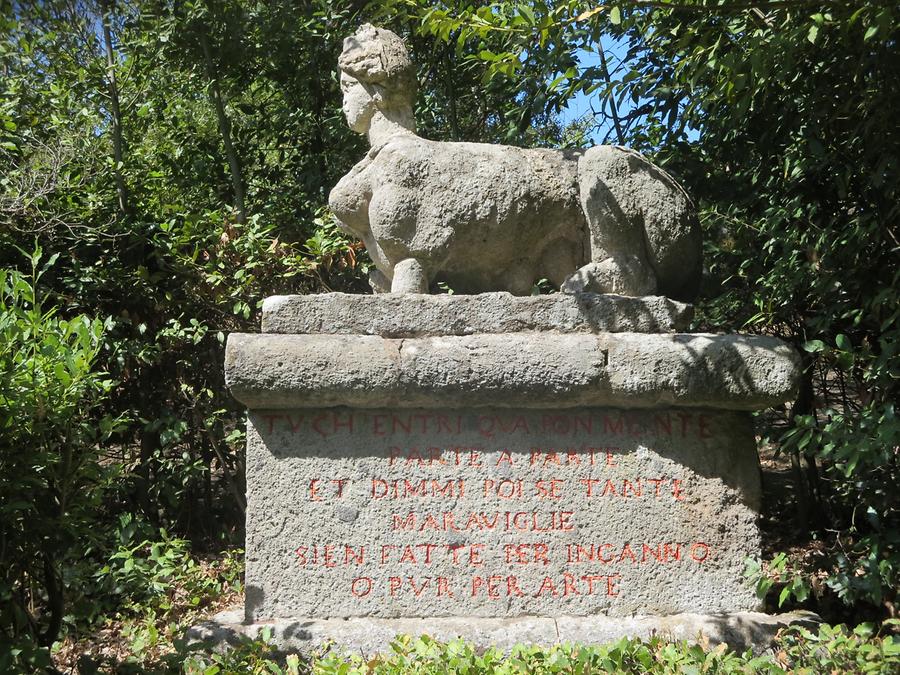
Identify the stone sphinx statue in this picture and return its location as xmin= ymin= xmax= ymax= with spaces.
xmin=329 ymin=24 xmax=701 ymax=300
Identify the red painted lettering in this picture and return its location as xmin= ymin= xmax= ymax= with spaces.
xmin=535 ymin=478 xmax=564 ymax=500
xmin=344 ymin=545 xmax=364 ymax=565
xmin=534 ymin=577 xmax=559 ymax=597
xmin=563 ymin=572 xmax=580 ymax=596
xmin=622 ymin=479 xmax=642 ymax=498
xmin=309 ymin=479 xmax=322 ymax=501
xmin=483 ymin=479 xmax=523 ymax=498
xmin=698 ymin=415 xmax=712 ymax=438
xmin=603 ymin=414 xmax=624 ymax=434
xmin=437 ymin=576 xmax=454 ymax=597
xmin=261 ymin=413 xmax=283 ymax=434
xmin=601 ymin=479 xmax=618 ymax=497
xmin=690 ymin=542 xmax=710 ymax=562
xmin=496 ymin=450 xmax=514 ymax=466
xmin=503 ymin=543 xmax=550 ymax=565
xmin=507 ymin=576 xmax=525 ymax=596
xmin=351 ymin=577 xmax=372 ymax=597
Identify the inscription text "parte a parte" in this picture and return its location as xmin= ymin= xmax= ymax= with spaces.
xmin=385 ymin=446 xmax=621 ymax=467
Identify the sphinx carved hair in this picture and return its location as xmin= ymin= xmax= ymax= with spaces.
xmin=338 ymin=23 xmax=416 ymax=112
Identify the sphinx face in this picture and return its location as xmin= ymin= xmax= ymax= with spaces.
xmin=340 ymin=73 xmax=375 ymax=134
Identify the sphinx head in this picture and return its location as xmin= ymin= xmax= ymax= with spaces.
xmin=338 ymin=24 xmax=416 ymax=135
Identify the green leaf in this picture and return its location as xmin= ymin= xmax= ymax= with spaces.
xmin=802 ymin=339 xmax=826 ymax=353
xmin=807 ymin=25 xmax=818 ymax=44
xmin=778 ymin=585 xmax=791 ymax=607
xmin=610 ymin=7 xmax=622 ymax=25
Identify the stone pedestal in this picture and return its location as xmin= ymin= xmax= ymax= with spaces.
xmin=219 ymin=292 xmax=809 ymax=653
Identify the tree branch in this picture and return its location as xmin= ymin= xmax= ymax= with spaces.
xmin=597 ymin=38 xmax=625 ymax=145
xmin=611 ymin=0 xmax=843 ymax=13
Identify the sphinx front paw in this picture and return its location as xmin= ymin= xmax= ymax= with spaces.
xmin=390 ymin=258 xmax=429 ymax=294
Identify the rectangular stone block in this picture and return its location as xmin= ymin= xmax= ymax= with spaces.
xmin=261 ymin=292 xmax=694 ymax=336
xmin=225 ymin=332 xmax=800 ymax=411
xmin=244 ymin=406 xmax=762 ymax=621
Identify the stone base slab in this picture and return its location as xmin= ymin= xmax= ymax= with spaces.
xmin=187 ymin=608 xmax=820 ymax=656
xmin=261 ymin=292 xmax=694 ymax=336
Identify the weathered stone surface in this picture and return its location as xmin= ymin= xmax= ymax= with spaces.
xmin=189 ymin=609 xmax=820 ymax=656
xmin=244 ymin=407 xmax=761 ymax=621
xmin=261 ymin=292 xmax=694 ymax=335
xmin=225 ymin=332 xmax=799 ymax=410
xmin=329 ymin=24 xmax=701 ymax=298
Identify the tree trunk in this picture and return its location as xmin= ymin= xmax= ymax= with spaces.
xmin=199 ymin=29 xmax=247 ymax=224
xmin=790 ymin=353 xmax=828 ymax=533
xmin=38 ymin=550 xmax=63 ymax=647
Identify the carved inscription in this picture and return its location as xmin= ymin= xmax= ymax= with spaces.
xmin=249 ymin=408 xmax=742 ymax=615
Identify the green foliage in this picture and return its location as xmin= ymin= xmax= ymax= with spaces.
xmin=2 ymin=0 xmax=368 ymax=580
xmin=401 ymin=0 xmax=581 ymax=146
xmin=746 ymin=553 xmax=811 ymax=609
xmin=63 ymin=625 xmax=899 ymax=674
xmin=777 ymin=621 xmax=900 ymax=674
xmin=98 ymin=518 xmax=243 ymax=618
xmin=0 ymin=248 xmax=120 ymax=666
xmin=622 ymin=0 xmax=900 ymax=614
xmin=2 ymin=2 xmax=552 ymax=657
xmin=2 ymin=0 xmax=546 ymax=656
xmin=314 ymin=634 xmax=760 ymax=674
xmin=182 ymin=628 xmax=308 ymax=675
xmin=310 ymin=627 xmax=899 ymax=674
xmin=56 ymin=538 xmax=245 ymax=670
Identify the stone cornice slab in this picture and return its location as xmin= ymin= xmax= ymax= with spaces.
xmin=225 ymin=331 xmax=799 ymax=410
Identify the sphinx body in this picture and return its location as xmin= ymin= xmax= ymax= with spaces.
xmin=331 ymin=135 xmax=582 ymax=295
xmin=329 ymin=24 xmax=701 ymax=300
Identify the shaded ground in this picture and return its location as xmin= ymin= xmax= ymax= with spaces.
xmin=754 ymin=408 xmax=893 ymax=627
xmin=52 ymin=556 xmax=242 ymax=674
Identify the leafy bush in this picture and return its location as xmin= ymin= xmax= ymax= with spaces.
xmin=2 ymin=3 xmax=897 ymax=662
xmin=51 ymin=537 xmax=244 ymax=671
xmin=777 ymin=622 xmax=900 ymax=674
xmin=98 ymin=517 xmax=243 ymax=618
xmin=178 ymin=626 xmax=900 ymax=675
xmin=314 ymin=634 xmax=767 ymax=674
xmin=745 ymin=553 xmax=811 ymax=611
xmin=0 ymin=248 xmax=120 ymax=669
xmin=182 ymin=628 xmax=308 ymax=675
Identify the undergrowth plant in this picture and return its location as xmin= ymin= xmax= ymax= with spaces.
xmin=99 ymin=517 xmax=243 ymax=618
xmin=222 ymin=627 xmax=896 ymax=675
xmin=0 ymin=248 xmax=121 ymax=671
